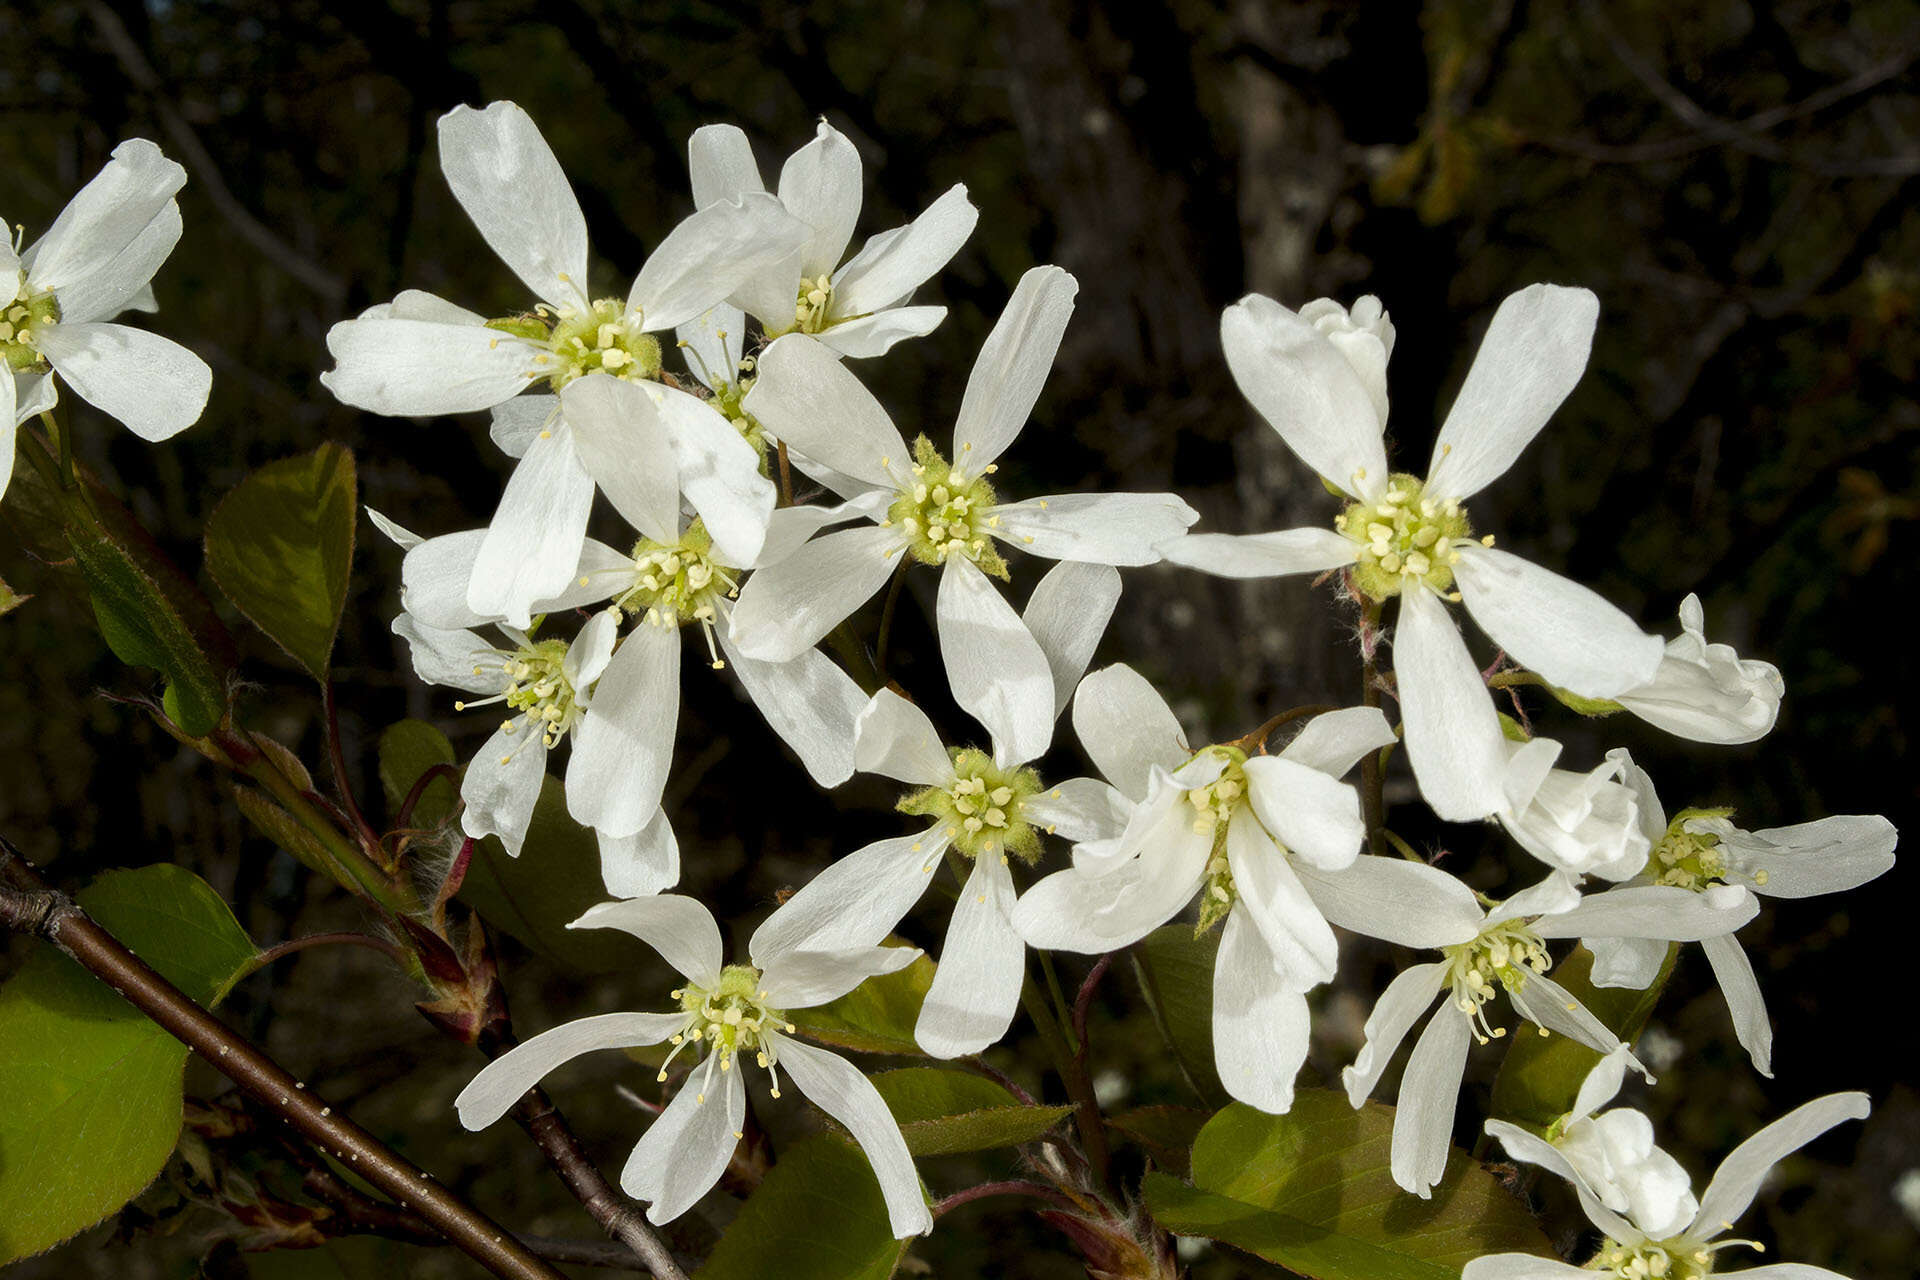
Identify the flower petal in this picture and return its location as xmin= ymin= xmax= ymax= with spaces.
xmin=990 ymin=492 xmax=1199 ymax=566
xmin=1460 ymin=1257 xmax=1595 ymax=1280
xmin=566 ymin=624 xmax=681 ymax=837
xmin=1276 ymin=706 xmax=1397 ymax=777
xmin=391 ymin=614 xmax=496 ymax=694
xmin=1296 ymin=856 xmax=1483 ymax=948
xmin=1701 ymin=931 xmax=1773 ymax=1078
xmin=831 ymin=184 xmax=977 ymax=317
xmin=1615 ymin=595 xmax=1783 ymax=744
xmin=952 ymin=265 xmax=1076 ymax=469
xmin=26 ymin=139 xmax=186 ymax=292
xmin=1242 ymin=755 xmax=1367 ymax=871
xmin=1455 ymin=547 xmax=1664 ymax=699
xmin=1536 ymin=884 xmax=1756 ymax=941
xmin=1159 ymin=527 xmax=1358 ymax=579
xmin=687 ymin=124 xmax=766 ymax=208
xmin=597 ymin=809 xmax=680 ymax=897
xmin=1220 ymin=293 xmax=1388 ymax=498
xmin=629 ymin=193 xmax=810 ymax=332
xmin=489 ymin=393 xmax=558 ymax=458
xmin=1226 ymin=814 xmax=1339 ymax=986
xmin=466 ymin=422 xmax=595 ymax=627
xmin=1025 ymin=776 xmax=1131 ymax=843
xmin=1391 ymin=1000 xmax=1471 ymax=1197
xmin=728 ymin=522 xmax=901 ymax=662
xmin=1394 ymin=586 xmax=1510 ymax=821
xmin=1425 ymin=284 xmax=1599 ymax=501
xmin=741 ymin=334 xmax=910 ymax=492
xmin=1212 ymin=910 xmax=1312 ymax=1113
xmin=622 ymin=1066 xmax=745 ymax=1223
xmin=854 ymin=689 xmax=954 ymax=786
xmin=454 ymin=1011 xmax=685 ymax=1129
xmin=652 ymin=382 xmax=775 ymax=568
xmin=916 ymin=857 xmax=1024 ymax=1057
xmin=1721 ymin=814 xmax=1897 ymax=899
xmin=1690 ymin=1093 xmax=1869 ymax=1238
xmin=760 ymin=944 xmax=922 ymax=1009
xmin=49 ymin=199 xmax=180 ymax=326
xmin=1342 ymin=962 xmax=1447 ymax=1105
xmin=437 ymin=102 xmax=589 ymax=307
xmin=749 ymin=829 xmax=947 ymax=960
xmin=562 ymin=373 xmax=680 ymax=543
xmin=814 ymin=306 xmax=947 ymax=358
xmin=570 ymin=893 xmax=723 ymax=985
xmin=35 ymin=323 xmax=209 ymax=441
xmin=1585 ymin=935 xmax=1669 ymax=990
xmin=321 ymin=316 xmax=535 ymax=416
xmin=675 ymin=303 xmax=746 ymax=394
xmin=1023 ymin=561 xmax=1121 ymax=719
xmin=1012 ymin=808 xmax=1210 ymax=952
xmin=720 ymin=629 xmax=867 ymax=787
xmin=779 ymin=122 xmax=864 ymax=278
xmin=459 ymin=724 xmax=546 ymax=857
xmin=772 ymin=1038 xmax=932 ymax=1237
xmin=1507 ymin=973 xmax=1635 ymax=1058
xmin=1070 ymin=663 xmax=1191 ymax=800
xmin=938 ymin=557 xmax=1055 ymax=765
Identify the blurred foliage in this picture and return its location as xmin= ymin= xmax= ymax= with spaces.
xmin=3 ymin=0 xmax=1918 ymax=1276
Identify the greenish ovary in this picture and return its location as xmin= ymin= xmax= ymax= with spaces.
xmin=666 ymin=964 xmax=794 ymax=1098
xmin=492 ymin=297 xmax=663 ymax=390
xmin=886 ymin=436 xmax=1007 ymax=573
xmin=1442 ymin=918 xmax=1550 ymax=1043
xmin=1 ymin=278 xmax=59 ymax=372
xmin=1334 ymin=472 xmax=1474 ymax=600
xmin=459 ymin=637 xmax=583 ymax=749
xmin=613 ymin=522 xmax=739 ymax=634
xmin=899 ymin=746 xmax=1043 ymax=861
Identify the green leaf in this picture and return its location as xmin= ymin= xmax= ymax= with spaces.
xmin=230 ymin=782 xmax=338 ymax=878
xmin=1488 ymin=943 xmax=1678 ymax=1131
xmin=1107 ymin=1104 xmax=1210 ymax=1177
xmin=1133 ymin=925 xmax=1226 ymax=1103
xmin=869 ymin=1068 xmax=1073 ymax=1157
xmin=789 ymin=949 xmax=936 ymax=1056
xmin=456 ymin=775 xmax=647 ymax=973
xmin=1142 ymin=1093 xmax=1553 ymax=1280
xmin=0 ymin=573 xmax=26 ymax=616
xmin=378 ymin=719 xmax=458 ymax=830
xmin=0 ymin=865 xmax=258 ymax=1263
xmin=696 ymin=1135 xmax=908 ymax=1280
xmin=204 ymin=443 xmax=357 ymax=680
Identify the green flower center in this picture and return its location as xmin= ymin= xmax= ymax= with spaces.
xmin=663 ymin=964 xmax=794 ymax=1100
xmin=885 ymin=436 xmax=1008 ymax=574
xmin=1184 ymin=747 xmax=1250 ymax=935
xmin=1442 ymin=918 xmax=1550 ymax=1043
xmin=489 ymin=296 xmax=663 ymax=390
xmin=792 ymin=273 xmax=836 ymax=334
xmin=1591 ymin=1238 xmax=1713 ymax=1280
xmin=610 ymin=522 xmax=741 ymax=667
xmin=1335 ymin=473 xmax=1476 ymax=600
xmin=712 ymin=376 xmax=768 ymax=458
xmin=455 ymin=637 xmax=585 ymax=749
xmin=1 ymin=275 xmax=59 ymax=372
xmin=899 ymin=746 xmax=1044 ymax=861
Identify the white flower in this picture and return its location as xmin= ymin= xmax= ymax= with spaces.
xmin=1343 ymin=872 xmax=1757 ymax=1198
xmin=1010 ymin=663 xmax=1483 ymax=1114
xmin=1614 ymin=594 xmax=1784 ymax=744
xmin=1162 ymin=287 xmax=1669 ymax=822
xmin=3 ymin=138 xmax=210 ymax=500
xmin=1582 ymin=750 xmax=1896 ymax=1076
xmin=752 ymin=561 xmax=1123 ymax=1057
xmin=727 ymin=265 xmax=1197 ymax=752
xmin=1496 ymin=738 xmax=1651 ymax=881
xmin=687 ymin=121 xmax=978 ymax=358
xmin=455 ymin=894 xmax=933 ymax=1238
xmin=1469 ymin=1089 xmax=1870 ymax=1280
xmin=320 ymin=101 xmax=808 ymax=627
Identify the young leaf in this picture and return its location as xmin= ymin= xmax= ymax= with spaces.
xmin=869 ymin=1068 xmax=1073 ymax=1157
xmin=204 ymin=443 xmax=357 ymax=680
xmin=1107 ymin=1104 xmax=1210 ymax=1177
xmin=789 ymin=950 xmax=937 ymax=1056
xmin=0 ymin=573 xmax=26 ymax=616
xmin=0 ymin=865 xmax=257 ymax=1263
xmin=1133 ymin=925 xmax=1226 ymax=1104
xmin=1142 ymin=1093 xmax=1553 ymax=1280
xmin=695 ymin=1135 xmax=909 ymax=1280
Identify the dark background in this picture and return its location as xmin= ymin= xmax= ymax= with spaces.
xmin=3 ymin=1 xmax=1917 ymax=1277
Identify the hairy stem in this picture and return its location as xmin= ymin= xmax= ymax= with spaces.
xmin=1359 ymin=599 xmax=1388 ymax=858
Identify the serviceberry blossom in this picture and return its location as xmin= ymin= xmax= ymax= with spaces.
xmin=728 ymin=266 xmax=1196 ymax=762
xmin=1162 ymin=286 xmax=1679 ymax=822
xmin=1583 ymin=750 xmax=1896 ymax=1075
xmin=3 ymin=138 xmax=210 ymax=499
xmin=1472 ymin=1088 xmax=1870 ymax=1280
xmin=455 ymin=894 xmax=932 ymax=1238
xmin=688 ymin=120 xmax=977 ymax=357
xmin=321 ymin=100 xmax=808 ymax=626
xmin=1343 ymin=873 xmax=1757 ymax=1197
xmin=1612 ymin=594 xmax=1784 ymax=744
xmin=1495 ymin=738 xmax=1651 ymax=881
xmin=752 ymin=561 xmax=1124 ymax=1057
xmin=1011 ymin=663 xmax=1483 ymax=1114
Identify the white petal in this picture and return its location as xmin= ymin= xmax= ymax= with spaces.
xmin=0 ymin=376 xmax=16 ymax=500
xmin=1722 ymin=815 xmax=1897 ymax=899
xmin=562 ymin=373 xmax=680 ymax=543
xmin=720 ymin=630 xmax=867 ymax=788
xmin=454 ymin=1011 xmax=685 ymax=1129
xmin=566 ymin=624 xmax=681 ymax=838
xmin=1482 ymin=1119 xmax=1644 ymax=1243
xmin=1537 ymin=884 xmax=1757 ymax=941
xmin=990 ymin=492 xmax=1199 ymax=567
xmin=437 ymin=103 xmax=588 ymax=305
xmin=1508 ymin=974 xmax=1635 ymax=1058
xmin=831 ymin=184 xmax=977 ymax=317
xmin=728 ymin=522 xmax=901 ymax=661
xmin=772 ymin=1038 xmax=932 ymax=1237
xmin=35 ymin=323 xmax=208 ymax=441
xmin=1025 ymin=777 xmax=1131 ymax=843
xmin=1226 ymin=814 xmax=1339 ymax=986
xmin=1023 ymin=561 xmax=1121 ymax=719
xmin=1242 ymin=755 xmax=1367 ymax=870
xmin=760 ymin=943 xmax=921 ymax=1009
xmin=1585 ymin=935 xmax=1669 ymax=990
xmin=1461 ymin=1258 xmax=1595 ymax=1280
xmin=1391 ymin=1001 xmax=1471 ymax=1197
xmin=569 ymin=893 xmax=724 ymax=985
xmin=675 ymin=303 xmax=746 ymax=393
xmin=854 ymin=689 xmax=953 ymax=786
xmin=459 ymin=724 xmax=547 ymax=857
xmin=1488 ymin=871 xmax=1584 ymax=925
xmin=916 ymin=857 xmax=1024 ymax=1056
xmin=749 ymin=829 xmax=945 ymax=960
xmin=1220 ymin=293 xmax=1388 ymax=498
xmin=1277 ymin=706 xmax=1397 ymax=777
xmin=813 ymin=306 xmax=947 ymax=358
xmin=1455 ymin=547 xmax=1664 ymax=699
xmin=755 ymin=490 xmax=892 ymax=568
xmin=12 ymin=369 xmax=55 ymax=422
xmin=1616 ymin=596 xmax=1784 ymax=744
xmin=1426 ymin=284 xmax=1599 ymax=501
xmin=939 ymin=557 xmax=1055 ymax=766
xmin=623 ymin=1066 xmax=745 ymax=1223
xmin=1395 ymin=587 xmax=1509 ymax=821
xmin=1070 ymin=663 xmax=1190 ymax=799
xmin=687 ymin=124 xmax=765 ymax=208
xmin=630 ymin=193 xmax=810 ymax=331
xmin=1296 ymin=856 xmax=1483 ymax=948
xmin=1690 ymin=1093 xmax=1869 ymax=1238
xmin=26 ymin=138 xmax=186 ymax=292
xmin=1159 ymin=527 xmax=1358 ymax=579
xmin=321 ymin=316 xmax=534 ymax=416
xmin=652 ymin=382 xmax=775 ymax=567
xmin=1012 ymin=802 xmax=1211 ymax=951
xmin=1212 ymin=910 xmax=1312 ymax=1113
xmin=391 ymin=614 xmax=496 ymax=693
xmin=1702 ymin=932 xmax=1773 ymax=1077
xmin=1342 ymin=962 xmax=1447 ymax=1104
xmin=741 ymin=334 xmax=909 ymax=491
xmin=1709 ymin=1267 xmax=1854 ymax=1280
xmin=489 ymin=394 xmax=558 ymax=459
xmin=598 ymin=809 xmax=680 ymax=897
xmin=385 ymin=288 xmax=487 ymax=326
xmin=1571 ymin=1046 xmax=1636 ymax=1123
xmin=467 ymin=424 xmax=595 ymax=628
xmin=779 ymin=122 xmax=864 ymax=277
xmin=50 ymin=199 xmax=180 ymax=326
xmin=406 ymin=531 xmax=620 ymax=630
xmin=952 ymin=265 xmax=1077 ymax=469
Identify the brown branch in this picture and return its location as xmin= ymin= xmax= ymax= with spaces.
xmin=0 ymin=841 xmax=562 ymax=1280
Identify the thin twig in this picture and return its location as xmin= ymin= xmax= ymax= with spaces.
xmin=321 ymin=681 xmax=384 ymax=862
xmin=252 ymin=931 xmax=411 ymax=971
xmin=0 ymin=841 xmax=561 ymax=1280
xmin=934 ymin=1179 xmax=1080 ymax=1218
xmin=1071 ymin=954 xmax=1115 ymax=1064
